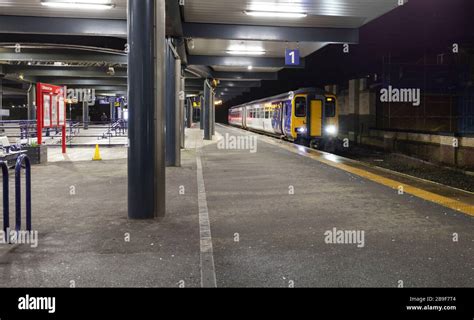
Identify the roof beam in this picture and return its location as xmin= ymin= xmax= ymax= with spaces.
xmin=4 ymin=66 xmax=127 ymax=78
xmin=213 ymin=71 xmax=277 ymax=81
xmin=183 ymin=23 xmax=359 ymax=43
xmin=216 ymin=87 xmax=251 ymax=94
xmin=165 ymin=0 xmax=183 ymax=37
xmin=1 ymin=87 xmax=27 ymax=96
xmin=0 ymin=15 xmax=127 ymax=38
xmin=38 ymin=78 xmax=127 ymax=86
xmin=0 ymin=51 xmax=127 ymax=65
xmin=188 ymin=55 xmax=304 ymax=68
xmin=219 ymin=80 xmax=261 ymax=88
xmin=186 ymin=79 xmax=261 ymax=88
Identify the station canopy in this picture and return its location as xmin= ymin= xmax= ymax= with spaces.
xmin=0 ymin=0 xmax=401 ymax=100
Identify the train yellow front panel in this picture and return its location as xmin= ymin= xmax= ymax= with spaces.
xmin=310 ymin=100 xmax=322 ymax=137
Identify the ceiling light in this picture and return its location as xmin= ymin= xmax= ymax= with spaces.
xmin=226 ymin=50 xmax=266 ymax=56
xmin=41 ymin=1 xmax=115 ymax=10
xmin=244 ymin=10 xmax=307 ymax=18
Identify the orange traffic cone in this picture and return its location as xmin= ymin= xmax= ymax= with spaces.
xmin=92 ymin=144 xmax=102 ymax=161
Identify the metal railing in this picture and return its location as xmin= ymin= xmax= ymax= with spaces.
xmin=1 ymin=161 xmax=9 ymax=236
xmin=0 ymin=120 xmax=128 ymax=146
xmin=1 ymin=155 xmax=32 ymax=242
xmin=15 ymin=154 xmax=32 ymax=232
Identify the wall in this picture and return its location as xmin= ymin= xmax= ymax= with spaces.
xmin=327 ymin=79 xmax=474 ymax=170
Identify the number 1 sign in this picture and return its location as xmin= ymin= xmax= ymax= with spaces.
xmin=285 ymin=49 xmax=300 ymax=66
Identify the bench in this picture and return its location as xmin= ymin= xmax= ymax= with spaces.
xmin=0 ymin=136 xmax=27 ymax=166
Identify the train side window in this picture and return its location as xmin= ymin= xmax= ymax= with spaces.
xmin=295 ymin=97 xmax=306 ymax=117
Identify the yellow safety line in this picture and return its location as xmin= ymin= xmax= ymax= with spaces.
xmin=221 ymin=124 xmax=474 ymax=217
xmin=278 ymin=142 xmax=474 ymax=217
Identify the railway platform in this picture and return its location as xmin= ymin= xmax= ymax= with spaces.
xmin=0 ymin=124 xmax=472 ymax=288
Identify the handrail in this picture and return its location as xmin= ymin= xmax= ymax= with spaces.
xmin=15 ymin=154 xmax=31 ymax=231
xmin=1 ymin=161 xmax=9 ymax=238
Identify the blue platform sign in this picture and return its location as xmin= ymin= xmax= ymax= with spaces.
xmin=285 ymin=49 xmax=300 ymax=66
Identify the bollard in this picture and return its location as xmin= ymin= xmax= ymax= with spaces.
xmin=15 ymin=154 xmax=31 ymax=231
xmin=1 ymin=161 xmax=9 ymax=239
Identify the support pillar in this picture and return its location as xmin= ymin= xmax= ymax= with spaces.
xmin=82 ymin=101 xmax=89 ymax=129
xmin=165 ymin=40 xmax=179 ymax=167
xmin=180 ymin=76 xmax=185 ymax=149
xmin=200 ymin=95 xmax=204 ymax=130
xmin=128 ymin=0 xmax=165 ymax=219
xmin=211 ymin=90 xmax=215 ymax=136
xmin=174 ymin=57 xmax=181 ymax=165
xmin=109 ymin=100 xmax=117 ymax=122
xmin=0 ymin=79 xmax=3 ymax=123
xmin=203 ymin=81 xmax=211 ymax=140
xmin=154 ymin=0 xmax=166 ymax=218
xmin=186 ymin=98 xmax=192 ymax=128
xmin=27 ymin=84 xmax=36 ymax=121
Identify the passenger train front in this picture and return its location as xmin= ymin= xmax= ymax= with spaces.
xmin=228 ymin=88 xmax=339 ymax=149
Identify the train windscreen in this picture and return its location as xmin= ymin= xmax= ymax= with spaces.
xmin=325 ymin=98 xmax=336 ymax=117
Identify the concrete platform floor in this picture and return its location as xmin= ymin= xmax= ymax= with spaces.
xmin=0 ymin=125 xmax=472 ymax=287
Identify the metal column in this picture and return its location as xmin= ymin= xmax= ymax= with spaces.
xmin=165 ymin=41 xmax=178 ymax=167
xmin=128 ymin=0 xmax=164 ymax=219
xmin=0 ymin=79 xmax=3 ymax=122
xmin=180 ymin=76 xmax=185 ymax=149
xmin=203 ymin=81 xmax=210 ymax=140
xmin=27 ymin=84 xmax=36 ymax=121
xmin=110 ymin=99 xmax=117 ymax=122
xmin=200 ymin=95 xmax=204 ymax=130
xmin=186 ymin=98 xmax=193 ymax=128
xmin=82 ymin=101 xmax=89 ymax=129
xmin=211 ymin=90 xmax=215 ymax=136
xmin=174 ymin=57 xmax=181 ymax=165
xmin=154 ymin=0 xmax=166 ymax=218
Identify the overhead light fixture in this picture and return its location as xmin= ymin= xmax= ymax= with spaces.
xmin=244 ymin=10 xmax=307 ymax=18
xmin=226 ymin=50 xmax=266 ymax=56
xmin=188 ymin=39 xmax=195 ymax=50
xmin=41 ymin=1 xmax=115 ymax=10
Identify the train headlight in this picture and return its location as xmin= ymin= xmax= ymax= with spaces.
xmin=297 ymin=127 xmax=307 ymax=133
xmin=325 ymin=125 xmax=338 ymax=135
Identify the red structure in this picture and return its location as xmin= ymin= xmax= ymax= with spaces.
xmin=36 ymin=83 xmax=67 ymax=153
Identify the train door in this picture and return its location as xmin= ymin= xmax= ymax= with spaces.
xmin=309 ymin=100 xmax=322 ymax=137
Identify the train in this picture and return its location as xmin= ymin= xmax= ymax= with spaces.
xmin=228 ymin=88 xmax=339 ymax=149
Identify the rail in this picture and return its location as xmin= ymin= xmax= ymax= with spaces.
xmin=15 ymin=154 xmax=32 ymax=231
xmin=1 ymin=161 xmax=9 ymax=238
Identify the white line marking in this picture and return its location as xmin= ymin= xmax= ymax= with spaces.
xmin=196 ymin=147 xmax=217 ymax=288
